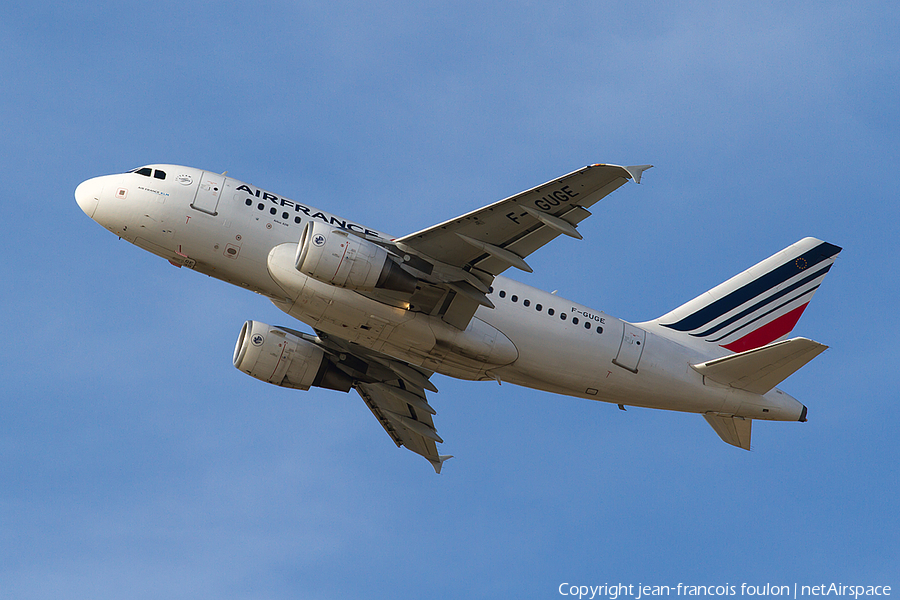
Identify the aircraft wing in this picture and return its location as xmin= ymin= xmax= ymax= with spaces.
xmin=355 ymin=381 xmax=451 ymax=473
xmin=395 ymin=163 xmax=650 ymax=274
xmin=389 ymin=164 xmax=650 ymax=328
xmin=301 ymin=329 xmax=452 ymax=473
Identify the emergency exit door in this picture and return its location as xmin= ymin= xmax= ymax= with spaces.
xmin=613 ymin=322 xmax=646 ymax=373
xmin=191 ymin=172 xmax=225 ymax=215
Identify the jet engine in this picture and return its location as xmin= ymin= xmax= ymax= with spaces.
xmin=233 ymin=320 xmax=354 ymax=392
xmin=295 ymin=221 xmax=417 ymax=293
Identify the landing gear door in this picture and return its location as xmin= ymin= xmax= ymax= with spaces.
xmin=191 ymin=172 xmax=225 ymax=216
xmin=613 ymin=322 xmax=646 ymax=373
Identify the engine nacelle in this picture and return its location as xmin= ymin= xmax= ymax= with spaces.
xmin=233 ymin=320 xmax=354 ymax=392
xmin=295 ymin=221 xmax=417 ymax=293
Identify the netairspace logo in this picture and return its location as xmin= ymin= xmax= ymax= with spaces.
xmin=557 ymin=584 xmax=893 ymax=600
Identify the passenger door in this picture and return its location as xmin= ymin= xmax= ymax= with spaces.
xmin=613 ymin=322 xmax=646 ymax=373
xmin=190 ymin=171 xmax=225 ymax=215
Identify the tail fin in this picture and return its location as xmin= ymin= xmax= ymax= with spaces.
xmin=651 ymin=238 xmax=842 ymax=353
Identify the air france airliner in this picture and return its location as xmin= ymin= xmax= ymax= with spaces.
xmin=75 ymin=163 xmax=841 ymax=472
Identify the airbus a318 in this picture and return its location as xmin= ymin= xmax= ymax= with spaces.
xmin=75 ymin=163 xmax=841 ymax=472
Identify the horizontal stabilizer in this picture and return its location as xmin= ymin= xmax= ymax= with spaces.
xmin=703 ymin=413 xmax=752 ymax=450
xmin=692 ymin=337 xmax=827 ymax=395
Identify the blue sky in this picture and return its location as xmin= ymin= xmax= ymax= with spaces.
xmin=2 ymin=1 xmax=898 ymax=598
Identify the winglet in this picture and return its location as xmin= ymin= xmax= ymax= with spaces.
xmin=431 ymin=455 xmax=454 ymax=474
xmin=624 ymin=164 xmax=653 ymax=184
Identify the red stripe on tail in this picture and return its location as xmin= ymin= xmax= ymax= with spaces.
xmin=721 ymin=303 xmax=809 ymax=353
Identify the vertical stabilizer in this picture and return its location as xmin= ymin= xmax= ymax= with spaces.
xmin=651 ymin=238 xmax=841 ymax=354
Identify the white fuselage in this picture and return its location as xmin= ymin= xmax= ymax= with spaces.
xmin=75 ymin=165 xmax=805 ymax=423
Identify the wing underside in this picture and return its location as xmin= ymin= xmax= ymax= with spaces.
xmin=297 ymin=329 xmax=452 ymax=472
xmin=355 ymin=381 xmax=451 ymax=473
xmin=371 ymin=163 xmax=650 ymax=329
xmin=395 ymin=163 xmax=650 ymax=273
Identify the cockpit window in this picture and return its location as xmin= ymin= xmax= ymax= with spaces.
xmin=129 ymin=167 xmax=166 ymax=180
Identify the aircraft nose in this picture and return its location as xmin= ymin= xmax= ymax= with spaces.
xmin=74 ymin=177 xmax=103 ymax=219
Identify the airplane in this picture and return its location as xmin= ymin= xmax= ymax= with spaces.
xmin=75 ymin=163 xmax=841 ymax=472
